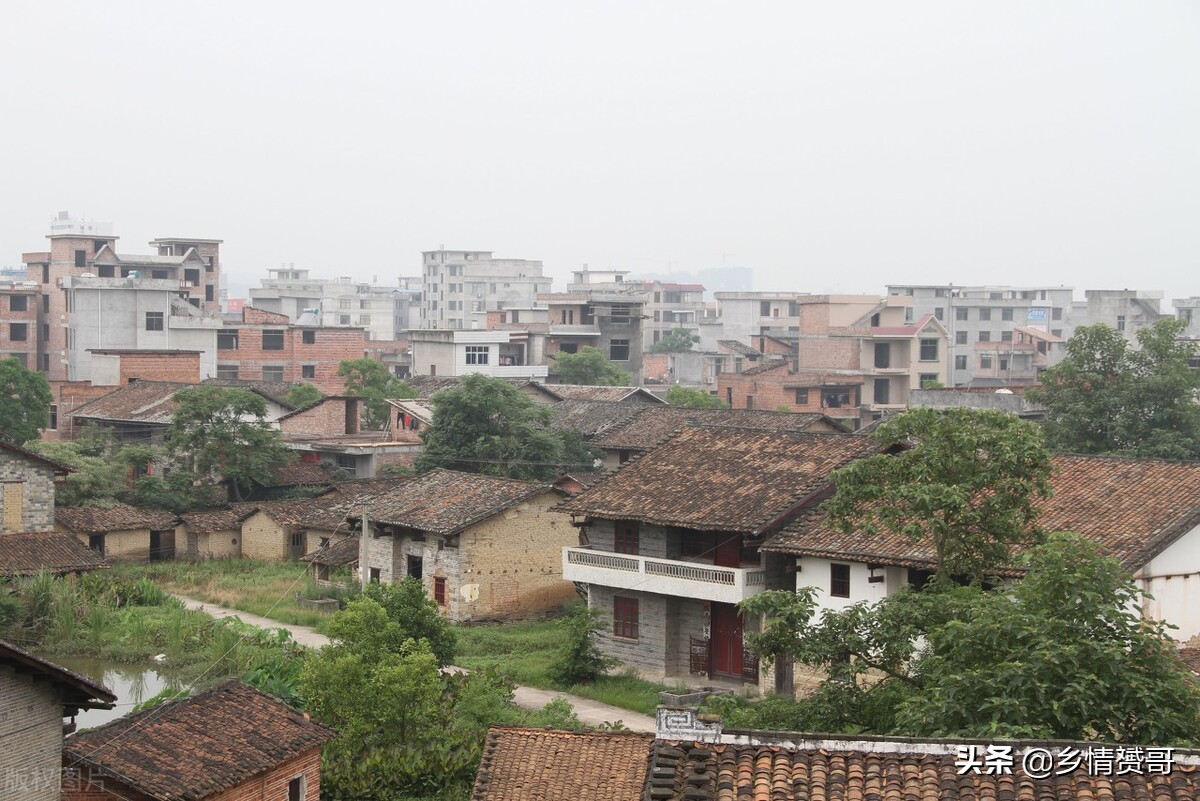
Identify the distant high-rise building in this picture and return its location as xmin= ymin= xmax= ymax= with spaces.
xmin=419 ymin=249 xmax=550 ymax=330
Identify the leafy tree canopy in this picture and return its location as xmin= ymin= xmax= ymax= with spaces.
xmin=823 ymin=407 xmax=1053 ymax=583
xmin=337 ymin=358 xmax=413 ymax=430
xmin=554 ymin=346 xmax=631 ymax=386
xmin=361 ymin=578 xmax=457 ymax=667
xmin=735 ymin=534 xmax=1200 ymax=745
xmin=414 ymin=374 xmax=600 ymax=481
xmin=649 ymin=327 xmax=700 ymax=353
xmin=0 ymin=357 xmax=51 ymax=445
xmin=284 ymin=383 xmax=324 ymax=408
xmin=1028 ymin=319 xmax=1200 ymax=459
xmin=26 ymin=437 xmax=128 ymax=508
xmin=665 ymin=385 xmax=728 ymax=409
xmin=167 ymin=386 xmax=294 ymax=501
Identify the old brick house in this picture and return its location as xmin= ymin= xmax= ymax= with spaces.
xmin=0 ymin=639 xmax=115 ymax=801
xmin=217 ymin=305 xmax=366 ymax=393
xmin=62 ymin=681 xmax=335 ymax=801
xmin=0 ymin=439 xmax=71 ymax=533
xmin=558 ymin=426 xmax=877 ymax=686
xmin=56 ymin=504 xmax=179 ymax=563
xmin=766 ymin=453 xmax=1200 ymax=644
xmin=353 ymin=469 xmax=575 ymax=621
xmin=0 ymin=531 xmax=109 ymax=578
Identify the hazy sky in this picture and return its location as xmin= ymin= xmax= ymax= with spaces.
xmin=2 ymin=1 xmax=1197 ymax=303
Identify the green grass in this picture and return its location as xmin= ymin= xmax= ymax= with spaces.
xmin=455 ymin=617 xmax=678 ymax=716
xmin=110 ymin=560 xmax=353 ymax=635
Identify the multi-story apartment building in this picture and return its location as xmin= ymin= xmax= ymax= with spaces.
xmin=1174 ymin=296 xmax=1200 ymax=338
xmin=716 ymin=295 xmax=949 ymax=426
xmin=1072 ymin=290 xmax=1167 ymax=340
xmin=886 ymin=284 xmax=1074 ymax=386
xmin=0 ymin=282 xmax=40 ymax=368
xmin=568 ymin=269 xmax=711 ymax=351
xmin=216 ymin=307 xmax=366 ymax=393
xmin=419 ymin=249 xmax=550 ymax=330
xmin=249 ymin=266 xmax=421 ymax=341
xmin=64 ymin=275 xmax=221 ymax=381
xmin=21 ymin=213 xmax=222 ymax=381
xmin=540 ymin=291 xmax=646 ymax=383
xmin=711 ymin=291 xmax=805 ymax=343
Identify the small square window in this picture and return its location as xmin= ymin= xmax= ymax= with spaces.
xmin=144 ymin=313 xmax=164 ymax=332
xmin=955 ymin=307 xmax=969 ymax=321
xmin=609 ymin=339 xmax=630 ymax=361
xmin=955 ymin=331 xmax=968 ymax=345
xmin=614 ymin=521 xmax=639 ymax=554
xmin=262 ymin=330 xmax=285 ymax=350
xmin=262 ymin=366 xmax=285 ymax=382
xmin=301 ymin=365 xmax=316 ymax=379
xmin=919 ymin=339 xmax=938 ymax=362
xmin=794 ymin=388 xmax=809 ymax=405
xmin=8 ymin=323 xmax=27 ymax=341
xmin=980 ymin=355 xmax=993 ymax=369
xmin=978 ymin=331 xmax=991 ymax=342
xmin=1001 ymin=308 xmax=1014 ymax=321
xmin=465 ymin=345 xmax=489 ymax=365
xmin=217 ymin=330 xmax=239 ymax=350
xmin=9 ymin=295 xmax=27 ymax=312
xmin=302 ymin=330 xmax=316 ymax=344
xmin=954 ymin=355 xmax=968 ymax=370
xmin=978 ymin=308 xmax=992 ymax=321
xmin=216 ymin=364 xmax=239 ymax=379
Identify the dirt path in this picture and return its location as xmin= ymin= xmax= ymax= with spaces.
xmin=173 ymin=594 xmax=656 ymax=732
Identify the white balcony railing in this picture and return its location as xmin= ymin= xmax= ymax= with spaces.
xmin=563 ymin=547 xmax=768 ymax=604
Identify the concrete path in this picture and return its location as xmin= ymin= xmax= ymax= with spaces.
xmin=173 ymin=595 xmax=656 ymax=732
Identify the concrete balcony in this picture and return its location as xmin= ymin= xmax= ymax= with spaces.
xmin=563 ymin=547 xmax=767 ymax=604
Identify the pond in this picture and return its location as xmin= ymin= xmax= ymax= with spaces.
xmin=42 ymin=654 xmax=186 ymax=730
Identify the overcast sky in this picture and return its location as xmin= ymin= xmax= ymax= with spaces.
xmin=2 ymin=1 xmax=1197 ymax=303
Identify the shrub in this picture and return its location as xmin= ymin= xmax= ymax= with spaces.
xmin=549 ymin=604 xmax=616 ymax=685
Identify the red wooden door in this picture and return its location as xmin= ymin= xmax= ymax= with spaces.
xmin=713 ymin=534 xmax=741 ymax=568
xmin=710 ymin=602 xmax=744 ymax=678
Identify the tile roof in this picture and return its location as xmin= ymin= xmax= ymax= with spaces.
xmin=177 ymin=505 xmax=257 ymax=534
xmin=259 ymin=460 xmax=334 ymax=487
xmin=1180 ymin=647 xmax=1200 ymax=676
xmin=865 ymin=313 xmax=940 ymax=337
xmin=594 ymin=407 xmax=844 ymax=452
xmin=0 ymin=531 xmax=110 ymax=576
xmin=648 ymin=739 xmax=1200 ymax=801
xmin=739 ymin=358 xmax=790 ymax=375
xmin=557 ymin=428 xmax=878 ymax=533
xmin=554 ymin=471 xmax=608 ymax=492
xmin=549 ymin=399 xmax=648 ymax=438
xmin=472 ymin=726 xmax=654 ymax=801
xmin=249 ymin=477 xmax=420 ymax=531
xmin=63 ymin=681 xmax=336 ymax=801
xmin=0 ymin=638 xmax=115 ymax=711
xmin=354 ymin=469 xmax=554 ymax=535
xmin=767 ymin=453 xmax=1200 ymax=571
xmin=540 ymin=384 xmax=666 ymax=403
xmin=0 ymin=439 xmax=74 ymax=474
xmin=717 ymin=339 xmax=760 ymax=356
xmin=55 ymin=503 xmax=178 ymax=534
xmin=405 ymin=375 xmax=539 ymax=396
xmin=69 ymin=381 xmax=191 ymax=425
xmin=301 ymin=535 xmax=361 ymax=567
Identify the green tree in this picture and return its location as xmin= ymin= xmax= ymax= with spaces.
xmin=737 ymin=534 xmax=1200 ymax=744
xmin=549 ymin=604 xmax=617 ymax=685
xmin=665 ymin=385 xmax=728 ymax=409
xmin=823 ymin=407 xmax=1053 ymax=584
xmin=0 ymin=357 xmax=51 ymax=445
xmin=27 ymin=437 xmax=127 ymax=507
xmin=284 ymin=383 xmax=324 ymax=408
xmin=337 ymin=358 xmax=413 ymax=429
xmin=554 ymin=346 xmax=631 ymax=386
xmin=415 ymin=374 xmax=600 ymax=481
xmin=1029 ymin=319 xmax=1200 ymax=459
xmin=649 ymin=327 xmax=699 ymax=353
xmin=167 ymin=386 xmax=295 ymax=501
xmin=362 ymin=578 xmax=457 ymax=667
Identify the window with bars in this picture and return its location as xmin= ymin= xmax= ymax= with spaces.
xmin=614 ymin=521 xmax=639 ymax=554
xmin=434 ymin=576 xmax=447 ymax=606
xmin=262 ymin=330 xmax=285 ymax=350
xmin=613 ymin=596 xmax=639 ymax=639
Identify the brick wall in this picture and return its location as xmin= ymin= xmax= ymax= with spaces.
xmin=0 ymin=289 xmax=40 ymax=368
xmin=0 ymin=451 xmax=57 ymax=533
xmin=118 ymin=352 xmax=200 ymax=384
xmin=62 ymin=748 xmax=322 ymax=801
xmin=44 ymin=381 xmax=115 ymax=441
xmin=178 ymin=526 xmax=242 ymax=558
xmin=278 ymin=397 xmax=362 ymax=438
xmin=241 ymin=306 xmax=290 ymax=325
xmin=239 ymin=512 xmax=291 ymax=561
xmin=63 ymin=528 xmax=152 ymax=562
xmin=0 ymin=667 xmax=64 ymax=801
xmin=642 ymin=353 xmax=669 ymax=382
xmin=219 ymin=324 xmax=365 ymax=394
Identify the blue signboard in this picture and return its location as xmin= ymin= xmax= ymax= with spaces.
xmin=1026 ymin=308 xmax=1048 ymax=322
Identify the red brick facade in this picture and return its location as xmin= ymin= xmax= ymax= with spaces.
xmin=0 ymin=288 xmax=39 ymax=368
xmin=42 ymin=381 xmax=120 ymax=441
xmin=90 ymin=350 xmax=201 ymax=385
xmin=62 ymin=748 xmax=323 ymax=801
xmin=218 ymin=308 xmax=366 ymax=394
xmin=717 ymin=367 xmax=864 ymax=425
xmin=278 ymin=397 xmax=363 ymax=438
